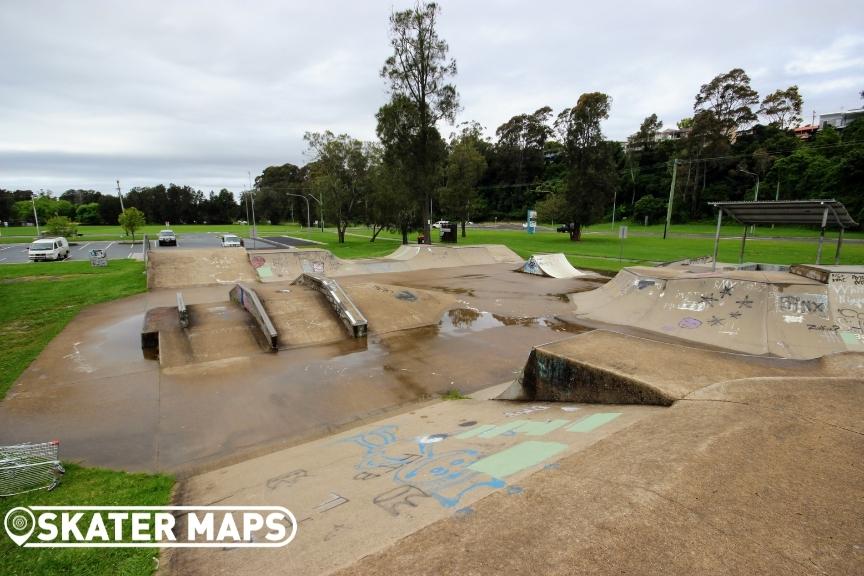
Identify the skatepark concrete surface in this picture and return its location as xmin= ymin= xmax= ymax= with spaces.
xmin=499 ymin=329 xmax=862 ymax=405
xmin=326 ymin=376 xmax=863 ymax=576
xmin=166 ymin=394 xmax=664 ymax=575
xmin=0 ymin=257 xmax=600 ymax=472
xmin=561 ymin=264 xmax=864 ymax=359
xmin=148 ymin=247 xmax=256 ymax=288
xmin=3 ymin=243 xmax=862 ymax=575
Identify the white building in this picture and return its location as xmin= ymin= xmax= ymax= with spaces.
xmin=819 ymin=108 xmax=864 ymax=129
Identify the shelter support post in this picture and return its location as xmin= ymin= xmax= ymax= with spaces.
xmin=712 ymin=208 xmax=723 ymax=272
xmin=816 ymin=206 xmax=829 ymax=265
xmin=835 ymin=228 xmax=844 ymax=265
xmin=739 ymin=225 xmax=748 ymax=264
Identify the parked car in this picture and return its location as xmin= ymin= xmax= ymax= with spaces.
xmin=221 ymin=234 xmax=243 ymax=248
xmin=28 ymin=237 xmax=70 ymax=261
xmin=556 ymin=223 xmax=575 ymax=233
xmin=158 ymin=230 xmax=177 ymax=246
xmin=431 ymin=220 xmax=450 ymax=229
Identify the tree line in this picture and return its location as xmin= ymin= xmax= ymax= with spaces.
xmin=3 ymin=3 xmax=862 ymax=240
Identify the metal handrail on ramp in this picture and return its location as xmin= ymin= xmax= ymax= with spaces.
xmin=229 ymin=283 xmax=279 ymax=350
xmin=293 ymin=273 xmax=368 ymax=338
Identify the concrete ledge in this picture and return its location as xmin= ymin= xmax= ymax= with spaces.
xmin=502 ymin=330 xmax=833 ymax=405
xmin=229 ymin=283 xmax=279 ymax=350
xmin=293 ymin=273 xmax=368 ymax=338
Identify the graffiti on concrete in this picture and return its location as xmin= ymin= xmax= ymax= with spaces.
xmin=778 ymin=295 xmax=827 ymax=314
xmin=736 ymin=295 xmax=754 ymax=309
xmin=266 ymin=469 xmax=308 ymax=490
xmin=679 ymin=317 xmax=702 ymax=329
xmin=699 ymin=294 xmax=718 ymax=308
xmin=344 ymin=425 xmax=505 ymax=511
xmin=837 ymin=309 xmax=864 ymax=334
xmin=372 ymin=485 xmax=431 ymax=517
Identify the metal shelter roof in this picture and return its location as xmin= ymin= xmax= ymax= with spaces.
xmin=709 ymin=200 xmax=858 ymax=228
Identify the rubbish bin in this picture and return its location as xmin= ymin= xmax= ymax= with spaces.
xmin=440 ymin=223 xmax=457 ymax=243
xmin=417 ymin=234 xmax=425 ymax=244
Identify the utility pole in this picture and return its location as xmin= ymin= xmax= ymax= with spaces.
xmin=116 ymin=180 xmax=125 ymax=212
xmin=663 ymin=159 xmax=678 ymax=240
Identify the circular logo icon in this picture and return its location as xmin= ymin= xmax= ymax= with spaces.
xmin=4 ymin=507 xmax=35 ymax=546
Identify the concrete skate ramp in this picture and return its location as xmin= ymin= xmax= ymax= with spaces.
xmin=499 ymin=330 xmax=857 ymax=405
xmin=337 ymin=376 xmax=864 ymax=576
xmin=148 ymin=248 xmax=256 ymax=289
xmin=519 ymin=253 xmax=589 ymax=278
xmin=250 ymin=244 xmax=523 ymax=283
xmin=559 ymin=265 xmax=864 ymax=359
xmin=156 ymin=302 xmax=267 ymax=368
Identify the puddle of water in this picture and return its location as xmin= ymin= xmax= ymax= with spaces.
xmin=440 ymin=308 xmax=587 ymax=335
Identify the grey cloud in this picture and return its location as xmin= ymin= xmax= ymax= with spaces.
xmin=2 ymin=0 xmax=863 ymax=194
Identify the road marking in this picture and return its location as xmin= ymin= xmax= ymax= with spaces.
xmin=104 ymin=242 xmax=115 ymax=256
xmin=77 ymin=242 xmax=91 ymax=251
xmin=0 ymin=258 xmax=6 ymax=262
xmin=0 ymin=245 xmax=12 ymax=251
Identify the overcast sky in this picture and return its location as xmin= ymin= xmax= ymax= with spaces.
xmin=2 ymin=0 xmax=862 ymax=196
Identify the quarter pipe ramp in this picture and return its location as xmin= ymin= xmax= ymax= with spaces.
xmin=519 ymin=253 xmax=589 ymax=278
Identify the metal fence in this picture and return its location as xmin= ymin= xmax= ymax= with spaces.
xmin=0 ymin=441 xmax=65 ymax=497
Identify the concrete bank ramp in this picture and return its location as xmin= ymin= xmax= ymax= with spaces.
xmin=250 ymin=244 xmax=523 ymax=283
xmin=147 ymin=248 xmax=256 ymax=289
xmin=518 ymin=253 xmax=590 ymax=278
xmin=499 ymin=330 xmax=861 ymax=405
xmin=152 ymin=302 xmax=266 ymax=369
xmin=559 ymin=264 xmax=864 ymax=359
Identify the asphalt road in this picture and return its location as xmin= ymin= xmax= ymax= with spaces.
xmin=0 ymin=240 xmax=146 ymax=264
xmin=0 ymin=232 xmax=242 ymax=264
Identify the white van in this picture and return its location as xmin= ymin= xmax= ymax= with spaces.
xmin=28 ymin=237 xmax=70 ymax=261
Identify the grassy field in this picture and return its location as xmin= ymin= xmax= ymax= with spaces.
xmin=2 ymin=220 xmax=862 ymax=244
xmin=0 ymin=464 xmax=173 ymax=576
xmin=278 ymin=224 xmax=863 ymax=273
xmin=0 ymin=260 xmax=146 ymax=399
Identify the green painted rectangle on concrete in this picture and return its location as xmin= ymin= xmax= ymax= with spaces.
xmin=840 ymin=331 xmax=863 ymax=347
xmin=567 ymin=413 xmax=622 ymax=433
xmin=454 ymin=424 xmax=497 ymax=439
xmin=468 ymin=441 xmax=568 ymax=478
xmin=477 ymin=420 xmax=531 ymax=438
xmin=516 ymin=419 xmax=570 ymax=436
xmin=257 ymin=266 xmax=273 ymax=278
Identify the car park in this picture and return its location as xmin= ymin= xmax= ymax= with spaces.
xmin=28 ymin=237 xmax=70 ymax=261
xmin=158 ymin=230 xmax=177 ymax=246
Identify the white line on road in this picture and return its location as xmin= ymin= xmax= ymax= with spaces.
xmin=78 ymin=242 xmax=91 ymax=251
xmin=105 ymin=241 xmax=115 ymax=254
xmin=0 ymin=258 xmax=6 ymax=262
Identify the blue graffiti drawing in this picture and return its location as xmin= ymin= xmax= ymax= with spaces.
xmin=344 ymin=424 xmax=505 ymax=509
xmin=339 ymin=425 xmax=420 ymax=477
xmin=393 ymin=442 xmax=505 ymax=508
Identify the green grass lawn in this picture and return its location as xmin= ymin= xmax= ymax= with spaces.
xmin=3 ymin=220 xmax=862 ymax=244
xmin=0 ymin=464 xmax=174 ymax=576
xmin=0 ymin=260 xmax=146 ymax=399
xmin=280 ymin=224 xmax=863 ymax=273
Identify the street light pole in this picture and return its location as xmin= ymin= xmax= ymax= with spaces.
xmin=31 ymin=193 xmax=40 ymax=237
xmin=738 ymin=168 xmax=761 ymax=234
xmin=285 ymin=193 xmax=311 ymax=229
xmin=116 ymin=180 xmax=125 ymax=212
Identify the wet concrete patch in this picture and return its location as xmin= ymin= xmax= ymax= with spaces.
xmin=0 ymin=265 xmax=603 ymax=473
